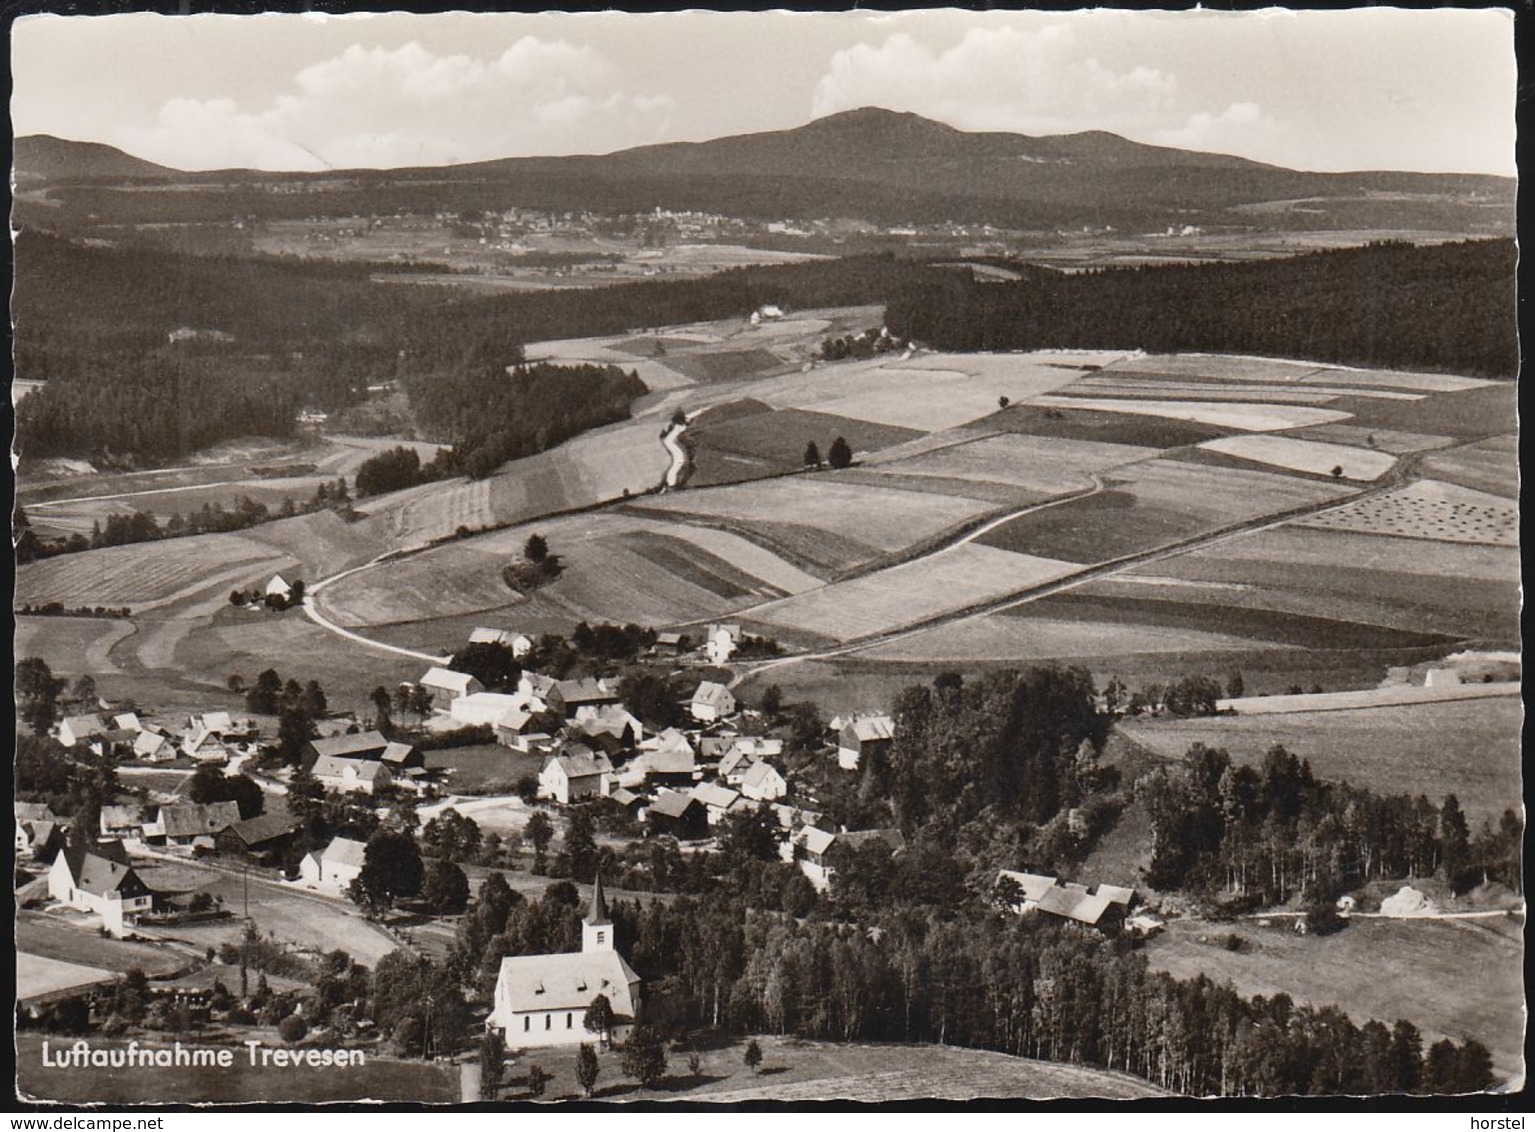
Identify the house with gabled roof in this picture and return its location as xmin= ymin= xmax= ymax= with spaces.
xmin=266 ymin=574 xmax=293 ymax=602
xmin=490 ymin=877 xmax=641 ymax=1047
xmin=49 ymin=844 xmax=154 ymax=934
xmin=419 ymin=667 xmax=484 ymax=708
xmin=837 ymin=713 xmax=895 ymax=770
xmin=113 ymin=712 xmax=143 ymax=732
xmin=218 ymin=812 xmax=301 ymax=864
xmin=99 ymin=804 xmax=145 ymax=841
xmin=619 ymin=729 xmax=697 ymax=789
xmin=689 ymin=681 xmax=736 ymax=723
xmin=689 ymin=781 xmax=742 ymax=826
xmin=577 ymin=704 xmax=643 ymax=747
xmin=312 ymin=755 xmax=393 ymax=796
xmin=538 ymin=747 xmax=613 ymax=805
xmin=552 ymin=677 xmax=620 ymax=721
xmin=469 ymin=627 xmax=533 ymax=658
xmin=181 ymin=725 xmax=230 ymax=764
xmin=738 ymin=760 xmax=788 ymax=802
xmin=794 ymin=826 xmax=905 ymax=892
xmin=644 ymin=789 xmax=708 ymax=840
xmin=143 ymin=801 xmax=241 ymax=847
xmin=133 ymin=730 xmax=175 ymax=762
xmin=299 ymin=837 xmax=368 ymax=892
xmin=17 ymin=818 xmax=66 ymax=863
xmin=58 ymin=714 xmax=107 ymax=748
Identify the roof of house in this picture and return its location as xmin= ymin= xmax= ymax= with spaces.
xmin=100 ymin=804 xmax=143 ymax=830
xmin=1095 ymin=883 xmax=1137 ymax=907
xmin=496 ymin=705 xmax=536 ymax=733
xmin=997 ymin=870 xmax=1060 ymax=904
xmin=200 ymin=712 xmax=236 ymax=734
xmin=842 ymin=715 xmax=895 ymax=744
xmin=381 ymin=741 xmax=418 ymax=765
xmin=495 ymin=950 xmax=640 ymax=1014
xmin=691 ymin=681 xmax=735 ymax=711
xmin=15 ymin=802 xmax=59 ymax=823
xmin=633 ymin=743 xmax=696 ymax=776
xmin=134 ymin=731 xmax=170 ymax=755
xmin=61 ymin=714 xmax=107 ymax=737
xmin=312 ymin=755 xmax=391 ymax=785
xmin=309 ymin=731 xmax=391 ymax=760
xmin=705 ymin=623 xmax=741 ymax=640
xmin=655 ymin=631 xmax=683 ymax=646
xmin=224 ymin=812 xmax=300 ymax=848
xmin=60 ymin=847 xmax=150 ymax=899
xmin=578 ymin=706 xmax=641 ymax=742
xmin=548 ymin=749 xmax=612 ymax=780
xmin=99 ymin=729 xmax=140 ymax=745
xmin=158 ymin=801 xmax=241 ymax=839
xmin=113 ymin=713 xmax=143 ymax=731
xmin=420 ymin=667 xmax=479 ymax=693
xmin=26 ymin=820 xmax=63 ymax=848
xmin=521 ymin=672 xmax=559 ymax=696
xmin=647 ymin=790 xmax=702 ymax=820
xmin=555 ymin=677 xmax=616 ymax=705
xmin=690 ymin=782 xmax=740 ymax=810
xmin=797 ymin=826 xmax=837 ymax=856
xmin=643 ymin=727 xmax=694 ymax=754
xmin=610 ymin=788 xmax=643 ymax=808
xmin=739 ymin=761 xmax=785 ymax=791
xmin=469 ymin=627 xmax=529 ymax=646
xmin=321 ymin=837 xmax=368 ymax=869
xmin=183 ymin=726 xmax=224 ymax=751
xmin=1036 ymin=885 xmax=1118 ymax=925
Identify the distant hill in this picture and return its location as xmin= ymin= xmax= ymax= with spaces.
xmin=14 ymin=109 xmax=1515 ymax=233
xmin=13 ymin=135 xmax=178 ymax=183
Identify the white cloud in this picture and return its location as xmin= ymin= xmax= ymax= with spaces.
xmin=812 ymin=25 xmax=1178 ymax=137
xmin=1151 ymin=102 xmax=1283 ymax=160
xmin=117 ymin=37 xmax=675 ymax=170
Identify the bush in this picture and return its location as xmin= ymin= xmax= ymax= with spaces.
xmin=278 ymin=1013 xmax=309 ymax=1044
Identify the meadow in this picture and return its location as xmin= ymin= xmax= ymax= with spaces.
xmin=1118 ymin=693 xmax=1524 ymax=823
xmin=1144 ymin=915 xmax=1525 ymax=1080
xmin=1297 ymin=480 xmax=1517 ymax=545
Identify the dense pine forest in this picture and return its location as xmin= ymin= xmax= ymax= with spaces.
xmin=886 ymin=239 xmax=1517 ymax=378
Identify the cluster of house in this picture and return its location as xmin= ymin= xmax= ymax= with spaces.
xmin=57 ymin=709 xmax=261 ymax=766
xmin=303 ymin=730 xmax=427 ymax=796
xmin=996 ymin=870 xmax=1158 ymax=934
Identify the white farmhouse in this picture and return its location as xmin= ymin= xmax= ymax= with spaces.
xmin=299 ymin=837 xmax=368 ymax=892
xmin=419 ymin=667 xmax=485 ymax=709
xmin=689 ymin=681 xmax=736 ymax=723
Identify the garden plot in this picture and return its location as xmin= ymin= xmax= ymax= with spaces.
xmin=637 ymin=476 xmax=995 ymax=554
xmin=1419 ymin=435 xmax=1518 ymax=498
xmin=863 ymin=433 xmax=1161 ymax=496
xmin=1197 ymin=435 xmax=1398 ymax=481
xmin=1296 ymin=480 xmax=1517 ymax=545
xmin=746 ymin=544 xmax=1080 ymax=642
xmin=1029 ymin=395 xmax=1352 ymax=432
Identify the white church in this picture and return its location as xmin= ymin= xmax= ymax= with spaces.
xmin=488 ymin=876 xmax=642 ymax=1047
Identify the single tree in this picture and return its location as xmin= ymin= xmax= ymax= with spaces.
xmin=827 ymin=436 xmax=853 ymax=469
xmin=744 ymin=1039 xmax=763 ymax=1074
xmin=370 ymin=686 xmax=393 ymax=732
xmin=277 ymin=1013 xmax=309 ymax=1044
xmin=524 ymin=534 xmax=549 ymax=564
xmin=583 ymin=993 xmax=615 ymax=1050
xmin=525 ymin=1062 xmax=552 ymax=1099
xmin=686 ymin=1049 xmax=703 ymax=1078
xmin=576 ymin=1042 xmax=601 ymax=1098
xmin=16 ymin=656 xmax=63 ymax=735
xmin=1331 ymin=464 xmax=1345 ymax=480
xmin=760 ymin=684 xmax=784 ymax=719
xmin=803 ymin=440 xmax=821 ymax=467
xmin=421 ymin=859 xmax=470 ymax=915
xmin=998 ymin=395 xmax=1010 ymax=409
xmin=1225 ymin=670 xmax=1245 ymax=699
xmin=621 ymin=1025 xmax=668 ymax=1090
xmin=526 ymin=811 xmax=555 ymax=871
xmin=350 ymin=829 xmax=425 ymax=911
xmin=478 ymin=1031 xmax=506 ymax=1100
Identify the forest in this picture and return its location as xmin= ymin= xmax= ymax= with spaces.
xmin=885 ymin=239 xmax=1518 ymax=378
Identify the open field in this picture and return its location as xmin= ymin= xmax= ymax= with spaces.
xmin=975 ymin=457 xmax=1347 ymax=564
xmin=688 ymin=405 xmax=922 ymax=471
xmin=1197 ymin=434 xmax=1398 ymax=481
xmin=422 ymin=745 xmax=543 ymax=793
xmin=1029 ymin=395 xmax=1351 ymax=432
xmin=1419 ymin=434 xmax=1519 ymax=498
xmin=1103 ymin=353 xmax=1336 ymax=383
xmin=1114 ymin=525 xmax=1520 ymax=642
xmin=16 ymin=952 xmax=118 ymax=1002
xmin=634 ymin=475 xmax=997 ymax=556
xmin=15 ymin=1034 xmax=460 ymax=1104
xmin=14 ymin=615 xmax=136 ymax=675
xmin=16 ymin=913 xmax=188 ymax=976
xmin=1144 ymin=915 xmax=1525 ymax=1080
xmin=1117 ymin=693 xmax=1524 ymax=823
xmin=864 ymin=432 xmax=1160 ymax=495
xmin=14 ymin=536 xmax=279 ymax=611
xmin=481 ymin=1034 xmax=1166 ymax=1102
xmin=986 ymin=402 xmax=1233 ymax=448
xmin=745 ymin=544 xmax=1080 ymax=642
xmin=1296 ymin=479 xmax=1517 ymax=544
xmin=1324 ymin=383 xmax=1515 ymax=441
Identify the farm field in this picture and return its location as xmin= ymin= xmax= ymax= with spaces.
xmin=1117 ymin=693 xmax=1524 ymax=824
xmin=1419 ymin=434 xmax=1519 ymax=498
xmin=1030 ymin=395 xmax=1352 ymax=432
xmin=1197 ymin=434 xmax=1398 ymax=480
xmin=632 ymin=475 xmax=997 ymax=556
xmin=1102 ymin=353 xmax=1336 ymax=383
xmin=1295 ymin=479 xmax=1517 ymax=545
xmin=16 ymin=913 xmax=188 ymax=976
xmin=1114 ymin=525 xmax=1521 ymax=642
xmin=14 ymin=615 xmax=136 ymax=675
xmin=986 ymin=402 xmax=1233 ymax=448
xmin=16 ymin=952 xmax=117 ymax=1002
xmin=15 ymin=1034 xmax=460 ymax=1104
xmin=1144 ymin=915 xmax=1525 ymax=1081
xmin=861 ymin=432 xmax=1161 ymax=496
xmin=744 ymin=543 xmax=1080 ymax=642
xmin=1323 ymin=383 xmax=1515 ymax=441
xmin=974 ymin=457 xmax=1348 ymax=564
xmin=687 ymin=405 xmax=922 ymax=473
xmin=1285 ymin=422 xmax=1453 ymax=455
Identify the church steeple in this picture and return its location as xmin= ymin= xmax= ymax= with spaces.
xmin=582 ymin=873 xmax=613 ymax=952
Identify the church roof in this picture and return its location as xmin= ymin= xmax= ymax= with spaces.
xmin=585 ymin=874 xmax=610 ymax=925
xmin=495 ymin=950 xmax=639 ymax=1015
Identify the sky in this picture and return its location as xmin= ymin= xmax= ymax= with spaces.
xmin=10 ymin=8 xmax=1518 ymax=176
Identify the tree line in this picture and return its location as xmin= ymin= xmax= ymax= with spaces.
xmin=884 ymin=240 xmax=1517 ymax=379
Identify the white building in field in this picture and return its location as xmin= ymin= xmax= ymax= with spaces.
xmin=419 ymin=667 xmax=484 ymax=708
xmin=299 ymin=837 xmax=367 ymax=892
xmin=489 ymin=877 xmax=641 ymax=1047
xmin=690 ymin=681 xmax=736 ymax=723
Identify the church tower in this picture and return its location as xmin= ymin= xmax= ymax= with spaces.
xmin=582 ymin=873 xmax=613 ymax=953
